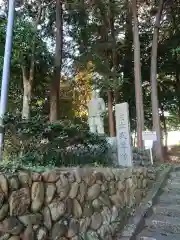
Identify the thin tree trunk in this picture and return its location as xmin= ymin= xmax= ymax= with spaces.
xmin=21 ymin=0 xmax=43 ymax=119
xmin=108 ymin=0 xmax=116 ymax=136
xmin=161 ymin=107 xmax=168 ymax=147
xmin=50 ymin=0 xmax=63 ymax=122
xmin=93 ymin=1 xmax=116 ymax=136
xmin=108 ymin=90 xmax=115 ymax=136
xmin=150 ymin=0 xmax=164 ymax=161
xmin=124 ymin=0 xmax=133 ymax=81
xmin=131 ymin=0 xmax=144 ymax=148
xmin=174 ymin=52 xmax=180 ymax=117
xmin=21 ymin=66 xmax=32 ymax=119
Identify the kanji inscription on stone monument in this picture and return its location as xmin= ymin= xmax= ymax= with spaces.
xmin=115 ymin=102 xmax=133 ymax=167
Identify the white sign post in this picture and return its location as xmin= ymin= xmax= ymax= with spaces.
xmin=115 ymin=102 xmax=133 ymax=167
xmin=142 ymin=131 xmax=157 ymax=165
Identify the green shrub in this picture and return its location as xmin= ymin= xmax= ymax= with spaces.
xmin=3 ymin=113 xmax=110 ymax=168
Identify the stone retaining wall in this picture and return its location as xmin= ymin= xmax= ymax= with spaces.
xmin=0 ymin=167 xmax=155 ymax=240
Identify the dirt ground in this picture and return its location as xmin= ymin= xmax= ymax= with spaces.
xmin=165 ymin=145 xmax=180 ymax=163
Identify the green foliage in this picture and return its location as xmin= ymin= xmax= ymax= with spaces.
xmin=0 ymin=16 xmax=53 ymax=113
xmin=3 ymin=113 xmax=110 ymax=169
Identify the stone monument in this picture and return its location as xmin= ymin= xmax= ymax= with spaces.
xmin=87 ymin=90 xmax=106 ymax=135
xmin=115 ymin=102 xmax=133 ymax=167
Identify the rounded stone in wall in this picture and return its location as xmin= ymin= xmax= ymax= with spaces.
xmin=18 ymin=213 xmax=42 ymax=226
xmin=31 ymin=182 xmax=45 ymax=213
xmin=0 ymin=204 xmax=9 ymax=221
xmin=142 ymin=179 xmax=147 ymax=188
xmin=0 ymin=233 xmax=10 ymax=240
xmin=21 ymin=225 xmax=34 ymax=240
xmin=132 ymin=175 xmax=138 ymax=187
xmin=99 ymin=193 xmax=111 ymax=208
xmin=134 ymin=189 xmax=143 ymax=204
xmin=52 ymin=221 xmax=67 ymax=239
xmin=56 ymin=180 xmax=70 ymax=200
xmin=71 ymin=236 xmax=78 ymax=240
xmin=0 ymin=217 xmax=24 ymax=235
xmin=125 ymin=178 xmax=133 ymax=189
xmin=84 ymin=174 xmax=96 ymax=187
xmin=74 ymin=168 xmax=83 ymax=183
xmin=101 ymin=181 xmax=108 ymax=192
xmin=143 ymin=168 xmax=147 ymax=177
xmin=83 ymin=202 xmax=93 ymax=217
xmin=117 ymin=181 xmax=125 ymax=192
xmin=0 ymin=175 xmax=8 ymax=197
xmin=45 ymin=183 xmax=56 ymax=204
xmin=59 ymin=174 xmax=69 ymax=186
xmin=18 ymin=171 xmax=32 ymax=187
xmin=78 ymin=181 xmax=87 ymax=203
xmin=67 ymin=172 xmax=75 ymax=183
xmin=90 ymin=212 xmax=102 ymax=230
xmin=32 ymin=172 xmax=42 ymax=182
xmin=43 ymin=207 xmax=52 ymax=230
xmin=67 ymin=219 xmax=79 ymax=238
xmin=103 ymin=169 xmax=114 ymax=181
xmin=87 ymin=184 xmax=101 ymax=201
xmin=36 ymin=227 xmax=48 ymax=240
xmin=9 ymin=188 xmax=30 ymax=216
xmin=8 ymin=237 xmax=20 ymax=240
xmin=0 ymin=188 xmax=5 ymax=209
xmin=110 ymin=193 xmax=124 ymax=207
xmin=42 ymin=171 xmax=59 ymax=183
xmin=92 ymin=199 xmax=102 ymax=210
xmin=79 ymin=217 xmax=91 ymax=233
xmin=140 ymin=174 xmax=144 ymax=180
xmin=64 ymin=198 xmax=73 ymax=217
xmin=109 ymin=181 xmax=117 ymax=195
xmin=68 ymin=182 xmax=79 ymax=199
xmin=94 ymin=172 xmax=105 ymax=185
xmin=49 ymin=200 xmax=66 ymax=221
xmin=138 ymin=179 xmax=142 ymax=188
xmin=8 ymin=176 xmax=20 ymax=191
xmin=72 ymin=199 xmax=82 ymax=219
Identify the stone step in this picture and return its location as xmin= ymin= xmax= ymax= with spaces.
xmin=145 ymin=215 xmax=180 ymax=233
xmin=170 ymin=171 xmax=180 ymax=178
xmin=158 ymin=194 xmax=180 ymax=204
xmin=168 ymin=176 xmax=180 ymax=181
xmin=166 ymin=177 xmax=180 ymax=185
xmin=162 ymin=186 xmax=180 ymax=194
xmin=153 ymin=204 xmax=180 ymax=218
xmin=166 ymin=181 xmax=180 ymax=188
xmin=137 ymin=228 xmax=180 ymax=240
xmin=167 ymin=179 xmax=180 ymax=185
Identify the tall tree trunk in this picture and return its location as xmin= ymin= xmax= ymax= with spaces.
xmin=108 ymin=90 xmax=115 ymax=136
xmin=94 ymin=0 xmax=116 ymax=136
xmin=150 ymin=0 xmax=164 ymax=161
xmin=161 ymin=106 xmax=168 ymax=147
xmin=21 ymin=0 xmax=43 ymax=119
xmin=22 ymin=66 xmax=32 ymax=119
xmin=174 ymin=52 xmax=180 ymax=117
xmin=50 ymin=0 xmax=63 ymax=122
xmin=124 ymin=0 xmax=133 ymax=82
xmin=131 ymin=0 xmax=144 ymax=148
xmin=108 ymin=0 xmax=116 ymax=136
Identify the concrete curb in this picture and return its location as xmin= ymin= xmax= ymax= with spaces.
xmin=119 ymin=165 xmax=172 ymax=240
